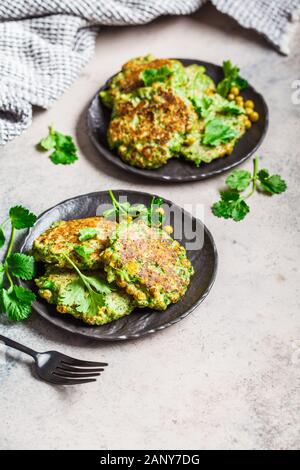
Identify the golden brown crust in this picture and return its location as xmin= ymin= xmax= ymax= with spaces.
xmin=101 ymin=221 xmax=194 ymax=309
xmin=32 ymin=217 xmax=116 ymax=269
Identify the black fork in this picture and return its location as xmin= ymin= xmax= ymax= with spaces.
xmin=0 ymin=334 xmax=108 ymax=385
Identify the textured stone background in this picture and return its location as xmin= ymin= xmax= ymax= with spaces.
xmin=0 ymin=4 xmax=299 ymax=450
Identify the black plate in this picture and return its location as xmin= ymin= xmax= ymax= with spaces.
xmin=19 ymin=190 xmax=217 ymax=341
xmin=87 ymin=58 xmax=268 ymax=183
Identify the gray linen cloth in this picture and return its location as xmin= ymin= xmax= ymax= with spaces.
xmin=0 ymin=0 xmax=299 ymax=146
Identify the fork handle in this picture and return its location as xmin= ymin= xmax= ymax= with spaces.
xmin=0 ymin=334 xmax=37 ymax=359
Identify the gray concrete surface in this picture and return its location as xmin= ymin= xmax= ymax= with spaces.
xmin=0 ymin=4 xmax=299 ymax=450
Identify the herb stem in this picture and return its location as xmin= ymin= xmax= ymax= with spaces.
xmin=108 ymin=190 xmax=127 ymax=215
xmin=5 ymin=226 xmax=16 ymax=261
xmin=3 ymin=226 xmax=16 ymax=289
xmin=63 ymin=254 xmax=94 ymax=294
xmin=5 ymin=269 xmax=14 ymax=289
xmin=245 ymin=157 xmax=259 ymax=199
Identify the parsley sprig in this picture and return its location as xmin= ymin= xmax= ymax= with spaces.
xmin=0 ymin=206 xmax=37 ymax=321
xmin=38 ymin=126 xmax=78 ymax=165
xmin=212 ymin=157 xmax=287 ymax=221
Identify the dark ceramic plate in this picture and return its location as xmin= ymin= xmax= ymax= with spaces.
xmin=87 ymin=58 xmax=268 ymax=183
xmin=19 ymin=190 xmax=217 ymax=341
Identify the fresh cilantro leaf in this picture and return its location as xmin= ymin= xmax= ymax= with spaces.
xmin=6 ymin=253 xmax=35 ymax=280
xmin=50 ymin=150 xmax=78 ymax=165
xmin=230 ymin=199 xmax=250 ymax=221
xmin=258 ymin=169 xmax=287 ymax=194
xmin=74 ymin=245 xmax=94 ymax=260
xmin=62 ymin=255 xmax=112 ymax=316
xmin=234 ymin=76 xmax=249 ymax=90
xmin=148 ymin=196 xmax=165 ymax=226
xmin=140 ymin=66 xmax=173 ymax=86
xmin=212 ymin=200 xmax=234 ymax=219
xmin=226 ymin=170 xmax=252 ymax=191
xmin=38 ymin=127 xmax=78 ymax=165
xmin=59 ymin=279 xmax=89 ymax=311
xmin=78 ymin=228 xmax=99 ymax=242
xmin=212 ymin=192 xmax=250 ymax=221
xmin=102 ymin=207 xmax=117 ymax=219
xmin=217 ymin=60 xmax=248 ymax=97
xmin=0 ymin=286 xmax=35 ymax=321
xmin=190 ymin=95 xmax=213 ymax=118
xmin=83 ymin=275 xmax=112 ymax=295
xmin=68 ymin=275 xmax=112 ymax=316
xmin=220 ymin=102 xmax=244 ymax=115
xmin=202 ymin=119 xmax=237 ymax=147
xmin=0 ymin=228 xmax=5 ymax=248
xmin=212 ymin=157 xmax=287 ymax=223
xmin=219 ymin=190 xmax=240 ymax=202
xmin=81 ymin=289 xmax=105 ymax=316
xmin=14 ymin=285 xmax=36 ymax=304
xmin=0 ymin=264 xmax=5 ymax=288
xmin=9 ymin=206 xmax=37 ymax=229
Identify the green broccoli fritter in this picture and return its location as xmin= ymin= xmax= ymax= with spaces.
xmin=101 ymin=220 xmax=194 ymax=310
xmin=35 ymin=267 xmax=135 ymax=326
xmin=32 ymin=217 xmax=116 ymax=270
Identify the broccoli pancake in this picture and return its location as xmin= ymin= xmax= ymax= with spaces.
xmin=32 ymin=217 xmax=116 ymax=270
xmin=101 ymin=220 xmax=194 ymax=310
xmin=35 ymin=267 xmax=135 ymax=326
xmin=100 ymin=55 xmax=186 ymax=107
xmin=107 ymin=85 xmax=197 ymax=169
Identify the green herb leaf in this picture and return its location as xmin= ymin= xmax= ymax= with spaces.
xmin=9 ymin=206 xmax=37 ymax=229
xmin=140 ymin=66 xmax=173 ymax=86
xmin=83 ymin=275 xmax=112 ymax=295
xmin=0 ymin=228 xmax=5 ymax=248
xmin=212 ymin=157 xmax=287 ymax=223
xmin=6 ymin=253 xmax=35 ymax=280
xmin=220 ymin=102 xmax=244 ymax=115
xmin=50 ymin=150 xmax=78 ymax=165
xmin=211 ymin=200 xmax=234 ymax=219
xmin=230 ymin=199 xmax=250 ymax=221
xmin=59 ymin=279 xmax=89 ymax=312
xmin=74 ymin=245 xmax=94 ymax=261
xmin=258 ymin=169 xmax=287 ymax=194
xmin=148 ymin=196 xmax=165 ymax=226
xmin=38 ymin=127 xmax=78 ymax=165
xmin=212 ymin=192 xmax=250 ymax=222
xmin=0 ymin=286 xmax=36 ymax=321
xmin=78 ymin=228 xmax=99 ymax=242
xmin=202 ymin=119 xmax=237 ymax=147
xmin=190 ymin=95 xmax=213 ymax=118
xmin=226 ymin=170 xmax=252 ymax=191
xmin=217 ymin=60 xmax=248 ymax=97
xmin=62 ymin=255 xmax=112 ymax=316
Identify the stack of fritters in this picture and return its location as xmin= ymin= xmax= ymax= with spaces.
xmin=32 ymin=215 xmax=194 ymax=326
xmin=100 ymin=55 xmax=249 ymax=169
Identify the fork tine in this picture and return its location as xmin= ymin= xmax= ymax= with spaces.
xmin=57 ymin=364 xmax=105 ymax=373
xmin=54 ymin=369 xmax=101 ymax=378
xmin=61 ymin=358 xmax=108 ymax=367
xmin=47 ymin=375 xmax=97 ymax=385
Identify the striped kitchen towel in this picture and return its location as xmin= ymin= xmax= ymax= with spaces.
xmin=0 ymin=0 xmax=299 ymax=145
